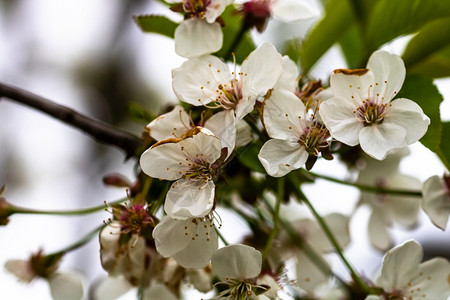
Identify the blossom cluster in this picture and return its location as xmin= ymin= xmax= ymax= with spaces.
xmin=3 ymin=1 xmax=450 ymax=300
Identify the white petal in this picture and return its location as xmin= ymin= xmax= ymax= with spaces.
xmin=309 ymin=213 xmax=351 ymax=252
xmin=296 ymin=251 xmax=328 ymax=294
xmin=174 ymin=19 xmax=223 ymax=58
xmin=330 ymin=70 xmax=375 ymax=105
xmin=387 ymin=173 xmax=421 ymax=227
xmin=235 ymin=119 xmax=254 ymax=147
xmin=5 ymin=259 xmax=34 ymax=282
xmin=48 ymin=272 xmax=85 ymax=300
xmin=172 ymin=54 xmax=231 ymax=106
xmin=367 ymin=50 xmax=405 ymax=103
xmin=92 ymin=276 xmax=132 ymax=300
xmin=274 ymin=56 xmax=299 ymax=91
xmin=262 ymin=88 xmax=307 ymax=140
xmin=359 ymin=123 xmax=406 ymax=160
xmin=99 ymin=223 xmax=120 ymax=272
xmin=380 ymin=240 xmax=422 ymax=292
xmin=140 ymin=140 xmax=189 ymax=181
xmin=422 ymin=175 xmax=450 ymax=230
xmin=241 ymin=42 xmax=283 ymax=99
xmin=364 ymin=296 xmax=383 ymax=300
xmin=404 ymin=257 xmax=450 ymax=299
xmin=272 ymin=0 xmax=318 ymax=22
xmin=173 ymin=219 xmax=218 ymax=268
xmin=153 ymin=216 xmax=191 ymax=257
xmin=165 ymin=179 xmax=215 ymax=219
xmin=386 ymin=98 xmax=430 ymax=145
xmin=204 ymin=110 xmax=236 ymax=158
xmin=235 ymin=94 xmax=257 ymax=120
xmin=368 ymin=210 xmax=392 ymax=251
xmin=204 ymin=0 xmax=233 ymax=23
xmin=258 ymin=139 xmax=308 ymax=177
xmin=319 ymin=97 xmax=363 ymax=146
xmin=187 ymin=268 xmax=214 ymax=293
xmin=211 ymin=244 xmax=262 ymax=280
xmin=143 ymin=281 xmax=178 ymax=300
xmin=146 ymin=105 xmax=191 ymax=141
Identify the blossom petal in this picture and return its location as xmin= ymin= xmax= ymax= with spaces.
xmin=330 ymin=70 xmax=375 ymax=105
xmin=319 ymin=97 xmax=363 ymax=146
xmin=143 ymin=281 xmax=178 ymax=300
xmin=296 ymin=251 xmax=328 ymax=294
xmin=258 ymin=139 xmax=308 ymax=177
xmin=359 ymin=123 xmax=406 ymax=160
xmin=211 ymin=244 xmax=262 ymax=280
xmin=422 ymin=175 xmax=450 ymax=230
xmin=204 ymin=110 xmax=236 ymax=158
xmin=235 ymin=119 xmax=253 ymax=147
xmin=380 ymin=240 xmax=422 ymax=292
xmin=165 ymin=179 xmax=215 ymax=219
xmin=368 ymin=209 xmax=391 ymax=251
xmin=146 ymin=105 xmax=192 ymax=141
xmin=174 ymin=19 xmax=222 ymax=58
xmin=235 ymin=93 xmax=257 ymax=120
xmin=153 ymin=216 xmax=192 ymax=257
xmin=274 ymin=56 xmax=299 ymax=92
xmin=387 ymin=173 xmax=421 ymax=227
xmin=5 ymin=259 xmax=34 ymax=282
xmin=404 ymin=257 xmax=450 ymax=299
xmin=271 ymin=0 xmax=318 ymax=22
xmin=140 ymin=129 xmax=222 ymax=181
xmin=48 ymin=272 xmax=85 ymax=300
xmin=173 ymin=220 xmax=218 ymax=268
xmin=262 ymin=88 xmax=307 ymax=140
xmin=367 ymin=50 xmax=405 ymax=103
xmin=309 ymin=213 xmax=350 ymax=252
xmin=241 ymin=42 xmax=283 ymax=99
xmin=92 ymin=276 xmax=132 ymax=300
xmin=172 ymin=54 xmax=231 ymax=106
xmin=204 ymin=0 xmax=233 ymax=23
xmin=386 ymin=98 xmax=430 ymax=145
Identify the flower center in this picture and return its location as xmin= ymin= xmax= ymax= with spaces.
xmin=183 ymin=0 xmax=211 ymax=18
xmin=355 ymin=100 xmax=387 ymax=126
xmin=112 ymin=204 xmax=155 ymax=236
xmin=215 ymin=279 xmax=268 ymax=300
xmin=183 ymin=159 xmax=214 ymax=181
xmin=299 ymin=122 xmax=330 ymax=156
xmin=214 ymin=81 xmax=243 ymax=110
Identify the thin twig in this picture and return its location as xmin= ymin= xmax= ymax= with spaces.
xmin=0 ymin=82 xmax=143 ymax=159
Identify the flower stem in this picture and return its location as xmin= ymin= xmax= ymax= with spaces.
xmin=47 ymin=223 xmax=106 ymax=258
xmin=302 ymin=169 xmax=422 ymax=197
xmin=262 ymin=177 xmax=284 ymax=261
xmin=261 ymin=194 xmax=350 ymax=290
xmin=215 ymin=227 xmax=230 ymax=246
xmin=224 ymin=23 xmax=250 ymax=61
xmin=12 ymin=198 xmax=127 ymax=216
xmin=289 ymin=174 xmax=371 ymax=294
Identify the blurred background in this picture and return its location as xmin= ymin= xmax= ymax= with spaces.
xmin=0 ymin=0 xmax=449 ymax=299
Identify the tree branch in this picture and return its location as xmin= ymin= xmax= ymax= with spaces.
xmin=0 ymin=82 xmax=143 ymax=159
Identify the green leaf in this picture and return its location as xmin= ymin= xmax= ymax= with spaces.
xmin=403 ymin=17 xmax=450 ymax=68
xmin=339 ymin=25 xmax=364 ymax=69
xmin=134 ymin=15 xmax=178 ymax=38
xmin=284 ymin=38 xmax=302 ymax=67
xmin=300 ymin=0 xmax=355 ymax=73
xmin=396 ymin=75 xmax=443 ymax=152
xmin=408 ymin=46 xmax=450 ymax=78
xmin=437 ymin=122 xmax=450 ymax=171
xmin=366 ymin=0 xmax=450 ymax=52
xmin=238 ymin=141 xmax=266 ymax=174
xmin=214 ymin=5 xmax=256 ymax=63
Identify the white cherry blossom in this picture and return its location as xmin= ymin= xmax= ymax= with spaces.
xmin=357 ymin=152 xmax=421 ymax=250
xmin=172 ymin=42 xmax=283 ymax=121
xmin=365 ymin=240 xmax=450 ymax=300
xmin=140 ymin=127 xmax=222 ymax=220
xmin=211 ymin=244 xmax=268 ymax=299
xmin=422 ymin=175 xmax=450 ymax=230
xmin=152 ymin=215 xmax=218 ymax=269
xmin=258 ymin=88 xmax=329 ymax=177
xmin=319 ymin=50 xmax=430 ymax=160
xmin=168 ymin=0 xmax=234 ymax=58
